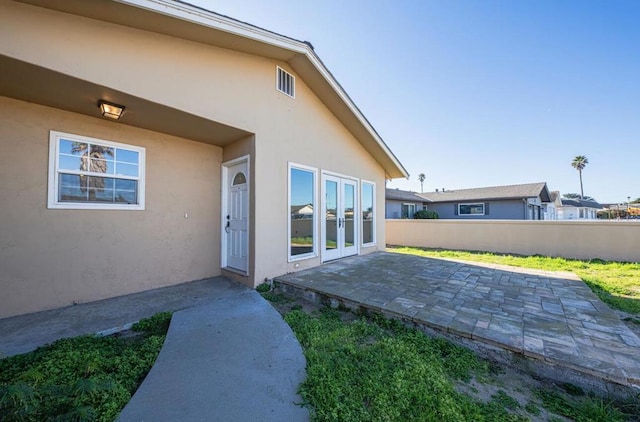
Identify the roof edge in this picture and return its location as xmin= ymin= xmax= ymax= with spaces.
xmin=118 ymin=0 xmax=409 ymax=179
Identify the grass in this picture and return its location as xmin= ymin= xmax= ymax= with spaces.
xmin=389 ymin=246 xmax=640 ymax=314
xmin=0 ymin=312 xmax=172 ymax=421
xmin=278 ymin=305 xmax=639 ymax=421
xmin=285 ymin=307 xmax=531 ymax=422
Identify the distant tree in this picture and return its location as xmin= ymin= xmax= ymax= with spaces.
xmin=418 ymin=173 xmax=426 ymax=193
xmin=632 ymin=197 xmax=640 ymax=204
xmin=571 ymin=155 xmax=589 ymax=199
xmin=563 ymin=193 xmax=596 ymax=201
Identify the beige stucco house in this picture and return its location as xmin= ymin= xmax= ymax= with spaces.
xmin=0 ymin=0 xmax=408 ymax=318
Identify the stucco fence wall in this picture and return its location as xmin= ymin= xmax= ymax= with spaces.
xmin=386 ymin=219 xmax=640 ymax=263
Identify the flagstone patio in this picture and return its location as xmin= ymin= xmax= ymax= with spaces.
xmin=276 ymin=251 xmax=640 ymax=396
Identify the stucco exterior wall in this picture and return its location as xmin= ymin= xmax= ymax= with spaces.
xmin=0 ymin=1 xmax=391 ymax=314
xmin=386 ymin=219 xmax=640 ymax=262
xmin=0 ymin=97 xmax=222 ymax=317
xmin=252 ymin=72 xmax=388 ymax=282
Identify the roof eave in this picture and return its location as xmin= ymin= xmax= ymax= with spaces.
xmin=123 ymin=0 xmax=409 ymax=179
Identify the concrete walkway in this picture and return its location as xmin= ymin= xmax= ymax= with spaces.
xmin=0 ymin=277 xmax=308 ymax=421
xmin=276 ymin=251 xmax=640 ymax=395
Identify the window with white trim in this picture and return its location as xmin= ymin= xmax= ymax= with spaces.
xmin=289 ymin=163 xmax=316 ymax=260
xmin=276 ymin=66 xmax=295 ymax=98
xmin=48 ymin=131 xmax=145 ymax=210
xmin=361 ymin=181 xmax=375 ymax=245
xmin=458 ymin=203 xmax=485 ymax=215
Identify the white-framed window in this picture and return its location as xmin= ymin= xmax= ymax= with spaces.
xmin=48 ymin=131 xmax=145 ymax=210
xmin=288 ymin=163 xmax=317 ymax=261
xmin=276 ymin=66 xmax=295 ymax=98
xmin=458 ymin=203 xmax=485 ymax=215
xmin=361 ymin=180 xmax=375 ymax=246
xmin=401 ymin=203 xmax=416 ymax=219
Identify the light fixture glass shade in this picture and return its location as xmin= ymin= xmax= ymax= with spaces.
xmin=98 ymin=100 xmax=125 ymax=119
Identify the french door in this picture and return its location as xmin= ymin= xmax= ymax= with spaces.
xmin=322 ymin=174 xmax=358 ymax=261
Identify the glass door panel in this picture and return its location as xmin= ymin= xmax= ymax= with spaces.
xmin=325 ymin=180 xmax=338 ymax=252
xmin=342 ymin=181 xmax=357 ymax=256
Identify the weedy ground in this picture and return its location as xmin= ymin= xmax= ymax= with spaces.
xmin=0 ymin=312 xmax=171 ymax=422
xmin=262 ymin=289 xmax=640 ymax=422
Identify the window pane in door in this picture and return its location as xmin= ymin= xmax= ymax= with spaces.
xmin=290 ymin=168 xmax=314 ymax=256
xmin=344 ymin=184 xmax=354 ymax=247
xmin=362 ymin=182 xmax=374 ymax=244
xmin=325 ymin=180 xmax=337 ymax=251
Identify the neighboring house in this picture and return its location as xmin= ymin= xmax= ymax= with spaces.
xmin=0 ymin=0 xmax=407 ymax=318
xmin=418 ymin=182 xmax=552 ymax=220
xmin=542 ymin=191 xmax=561 ymax=220
xmin=385 ymin=188 xmax=425 ymax=219
xmin=557 ymin=198 xmax=603 ymax=220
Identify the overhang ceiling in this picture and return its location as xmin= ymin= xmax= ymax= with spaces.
xmin=0 ymin=55 xmax=251 ymax=146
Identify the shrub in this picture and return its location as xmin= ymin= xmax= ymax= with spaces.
xmin=414 ymin=210 xmax=439 ymax=219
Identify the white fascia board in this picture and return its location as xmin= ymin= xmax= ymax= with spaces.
xmin=117 ymin=0 xmax=409 ymax=179
xmin=116 ymin=0 xmax=308 ymax=53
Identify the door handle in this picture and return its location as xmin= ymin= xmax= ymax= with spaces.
xmin=225 ymin=221 xmax=230 ymax=233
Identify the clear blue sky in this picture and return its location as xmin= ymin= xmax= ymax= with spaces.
xmin=193 ymin=0 xmax=639 ymax=204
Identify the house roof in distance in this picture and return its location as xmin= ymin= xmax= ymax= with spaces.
xmin=560 ymin=199 xmax=603 ymax=209
xmin=385 ymin=188 xmax=425 ymax=202
xmin=418 ymin=182 xmax=552 ymax=203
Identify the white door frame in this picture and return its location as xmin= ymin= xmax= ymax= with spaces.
xmin=321 ymin=171 xmax=359 ymax=262
xmin=221 ymin=155 xmax=250 ymax=274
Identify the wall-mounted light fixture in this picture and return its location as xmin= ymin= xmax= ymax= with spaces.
xmin=98 ymin=100 xmax=125 ymax=120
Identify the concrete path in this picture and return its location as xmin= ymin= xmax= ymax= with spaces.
xmin=0 ymin=277 xmax=308 ymax=421
xmin=0 ymin=278 xmax=234 ymax=357
xmin=118 ymin=282 xmax=308 ymax=422
xmin=276 ymin=251 xmax=640 ymax=394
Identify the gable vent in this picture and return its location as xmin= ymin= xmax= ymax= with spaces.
xmin=276 ymin=66 xmax=295 ymax=98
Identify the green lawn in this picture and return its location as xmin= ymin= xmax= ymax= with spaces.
xmin=0 ymin=312 xmax=171 ymax=422
xmin=389 ymin=246 xmax=640 ymax=315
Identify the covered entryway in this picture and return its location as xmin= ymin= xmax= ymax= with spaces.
xmin=321 ymin=173 xmax=358 ymax=261
xmin=222 ymin=157 xmax=249 ymax=274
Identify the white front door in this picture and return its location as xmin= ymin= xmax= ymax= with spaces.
xmin=225 ymin=160 xmax=248 ymax=273
xmin=322 ymin=174 xmax=358 ymax=262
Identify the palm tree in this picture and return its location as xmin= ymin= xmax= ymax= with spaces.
xmin=418 ymin=173 xmax=426 ymax=193
xmin=571 ymin=155 xmax=588 ymax=199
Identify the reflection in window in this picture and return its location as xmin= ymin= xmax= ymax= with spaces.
xmin=49 ymin=131 xmax=144 ymax=209
xmin=362 ymin=182 xmax=374 ymax=245
xmin=402 ymin=203 xmax=416 ymax=219
xmin=458 ymin=203 xmax=485 ymax=215
xmin=290 ymin=166 xmax=315 ymax=258
xmin=344 ymin=184 xmax=354 ymax=247
xmin=325 ymin=180 xmax=337 ymax=251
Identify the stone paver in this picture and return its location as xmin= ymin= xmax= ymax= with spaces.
xmin=276 ymin=251 xmax=640 ymax=392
